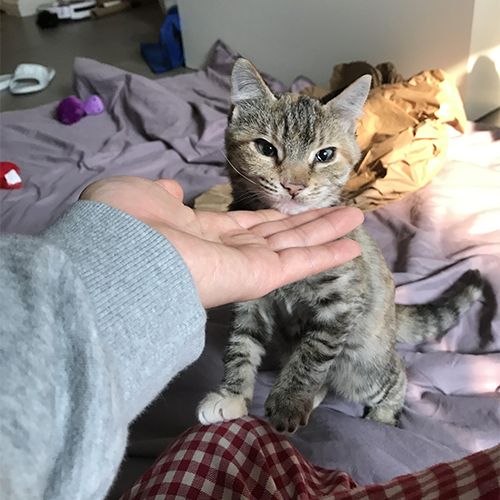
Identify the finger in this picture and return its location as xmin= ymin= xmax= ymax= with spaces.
xmin=226 ymin=209 xmax=290 ymax=228
xmin=250 ymin=206 xmax=346 ymax=238
xmin=227 ymin=206 xmax=345 ymax=230
xmin=265 ymin=207 xmax=364 ymax=251
xmin=277 ymin=238 xmax=362 ymax=286
xmin=155 ymin=178 xmax=184 ymax=201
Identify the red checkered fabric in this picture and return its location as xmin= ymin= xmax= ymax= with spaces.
xmin=120 ymin=416 xmax=499 ymax=500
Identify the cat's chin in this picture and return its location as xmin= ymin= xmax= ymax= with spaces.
xmin=273 ymin=199 xmax=314 ymax=215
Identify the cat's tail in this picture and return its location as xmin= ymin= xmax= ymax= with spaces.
xmin=395 ymin=270 xmax=483 ymax=343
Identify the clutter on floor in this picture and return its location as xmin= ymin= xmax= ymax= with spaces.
xmin=140 ymin=5 xmax=184 ymax=73
xmin=10 ymin=64 xmax=55 ymax=94
xmin=35 ymin=0 xmax=140 ymax=27
xmin=0 ymin=64 xmax=55 ymax=95
xmin=0 ymin=162 xmax=23 ymax=189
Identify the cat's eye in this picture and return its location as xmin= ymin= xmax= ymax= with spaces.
xmin=315 ymin=148 xmax=336 ymax=163
xmin=255 ymin=139 xmax=277 ymax=157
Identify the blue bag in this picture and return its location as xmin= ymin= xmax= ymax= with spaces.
xmin=141 ymin=6 xmax=185 ymax=74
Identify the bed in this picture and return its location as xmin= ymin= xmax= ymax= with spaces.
xmin=1 ymin=41 xmax=498 ymax=499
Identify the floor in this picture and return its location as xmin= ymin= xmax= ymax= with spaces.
xmin=478 ymin=107 xmax=500 ymax=127
xmin=0 ymin=0 xmax=183 ymax=112
xmin=1 ymin=9 xmax=499 ymax=125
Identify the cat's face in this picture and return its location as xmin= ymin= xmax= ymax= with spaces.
xmin=225 ymin=59 xmax=371 ymax=215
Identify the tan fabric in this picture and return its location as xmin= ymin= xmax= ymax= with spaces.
xmin=303 ymin=60 xmax=403 ymax=99
xmin=195 ymin=64 xmax=467 ymax=213
xmin=194 ymin=183 xmax=232 ymax=212
xmin=330 ymin=60 xmax=403 ymax=91
xmin=342 ymin=69 xmax=466 ymax=211
xmin=300 ymin=85 xmax=331 ymax=99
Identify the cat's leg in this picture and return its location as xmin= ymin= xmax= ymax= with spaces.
xmin=363 ymin=355 xmax=407 ymax=426
xmin=265 ymin=327 xmax=345 ymax=433
xmin=197 ymin=299 xmax=273 ymax=425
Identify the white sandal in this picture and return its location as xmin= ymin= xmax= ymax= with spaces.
xmin=8 ymin=64 xmax=56 ymax=95
xmin=0 ymin=74 xmax=12 ymax=92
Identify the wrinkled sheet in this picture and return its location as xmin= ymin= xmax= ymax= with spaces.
xmin=0 ymin=41 xmax=498 ymax=498
xmin=0 ymin=41 xmax=311 ymax=236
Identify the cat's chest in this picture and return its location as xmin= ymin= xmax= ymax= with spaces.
xmin=269 ymin=275 xmax=341 ymax=339
xmin=272 ymin=296 xmax=313 ymax=339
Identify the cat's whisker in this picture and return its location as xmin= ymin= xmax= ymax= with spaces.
xmin=221 ymin=149 xmax=259 ymax=186
xmin=231 ymin=188 xmax=264 ymax=207
xmin=235 ymin=191 xmax=260 ymax=204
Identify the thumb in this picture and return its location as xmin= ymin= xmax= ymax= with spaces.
xmin=155 ymin=179 xmax=184 ymax=201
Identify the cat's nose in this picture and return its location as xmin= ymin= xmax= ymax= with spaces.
xmin=281 ymin=182 xmax=305 ymax=196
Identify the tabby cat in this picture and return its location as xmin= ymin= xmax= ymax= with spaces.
xmin=197 ymin=58 xmax=482 ymax=432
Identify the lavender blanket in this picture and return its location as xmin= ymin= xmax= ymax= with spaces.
xmin=0 ymin=42 xmax=310 ymax=235
xmin=1 ymin=41 xmax=498 ymax=498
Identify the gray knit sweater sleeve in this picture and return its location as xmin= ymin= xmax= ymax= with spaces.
xmin=0 ymin=200 xmax=206 ymax=500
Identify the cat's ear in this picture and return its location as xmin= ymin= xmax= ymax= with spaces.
xmin=231 ymin=58 xmax=276 ymax=105
xmin=324 ymin=75 xmax=371 ymax=129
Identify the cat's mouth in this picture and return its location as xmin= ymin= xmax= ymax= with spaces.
xmin=272 ymin=197 xmax=312 ymax=215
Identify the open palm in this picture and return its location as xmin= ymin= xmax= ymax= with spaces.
xmin=81 ymin=176 xmax=364 ymax=308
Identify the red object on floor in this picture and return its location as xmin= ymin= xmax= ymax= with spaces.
xmin=0 ymin=162 xmax=23 ymax=189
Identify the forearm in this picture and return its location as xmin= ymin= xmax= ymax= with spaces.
xmin=0 ymin=201 xmax=206 ymax=500
xmin=43 ymin=201 xmax=207 ymax=419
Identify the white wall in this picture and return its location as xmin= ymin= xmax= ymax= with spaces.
xmin=464 ymin=0 xmax=500 ymax=120
xmin=178 ymin=0 xmax=500 ymax=119
xmin=178 ymin=0 xmax=499 ymax=119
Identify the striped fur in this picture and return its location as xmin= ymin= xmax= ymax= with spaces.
xmin=395 ymin=273 xmax=483 ymax=342
xmin=197 ymin=59 xmax=482 ymax=432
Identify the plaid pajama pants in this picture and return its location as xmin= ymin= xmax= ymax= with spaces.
xmin=121 ymin=416 xmax=499 ymax=500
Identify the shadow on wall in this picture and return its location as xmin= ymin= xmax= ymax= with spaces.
xmin=464 ymin=55 xmax=500 ymax=120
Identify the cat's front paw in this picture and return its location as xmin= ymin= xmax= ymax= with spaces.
xmin=265 ymin=389 xmax=314 ymax=433
xmin=197 ymin=391 xmax=248 ymax=425
xmin=364 ymin=406 xmax=401 ymax=427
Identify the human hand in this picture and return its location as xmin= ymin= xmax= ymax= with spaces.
xmin=81 ymin=176 xmax=364 ymax=308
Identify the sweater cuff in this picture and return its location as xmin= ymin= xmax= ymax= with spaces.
xmin=44 ymin=200 xmax=206 ymax=420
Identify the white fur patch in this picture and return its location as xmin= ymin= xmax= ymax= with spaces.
xmin=313 ymin=386 xmax=328 ymax=409
xmin=197 ymin=392 xmax=248 ymax=425
xmin=235 ymin=335 xmax=266 ymax=367
xmin=315 ymin=302 xmax=351 ymax=323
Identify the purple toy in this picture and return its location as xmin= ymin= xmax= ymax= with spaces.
xmin=84 ymin=95 xmax=105 ymax=115
xmin=56 ymin=96 xmax=85 ymax=125
xmin=56 ymin=94 xmax=105 ymax=125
